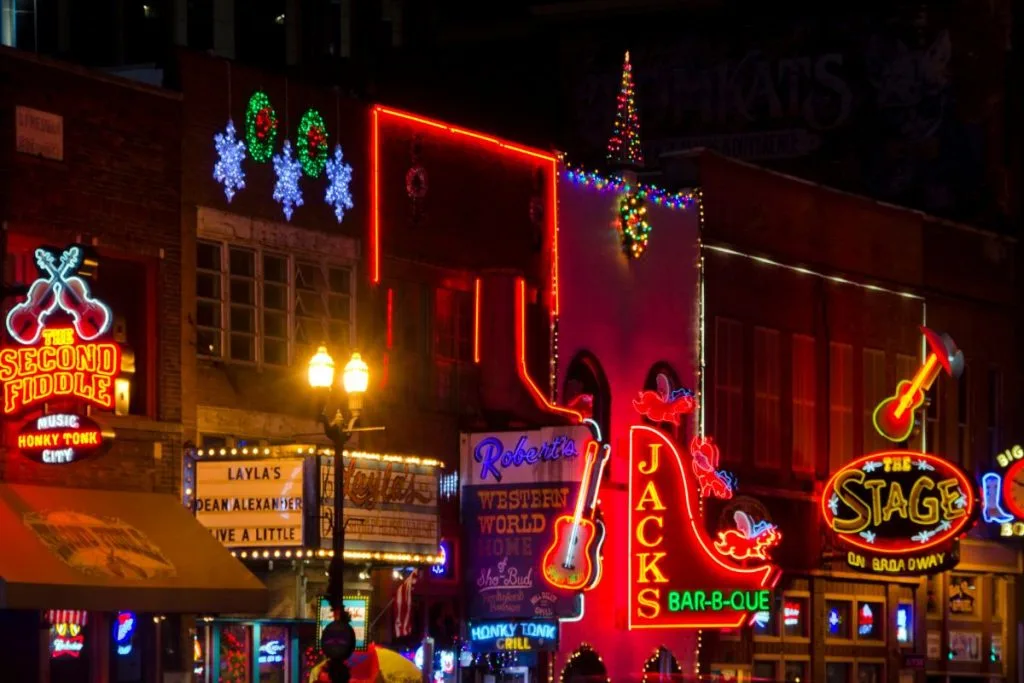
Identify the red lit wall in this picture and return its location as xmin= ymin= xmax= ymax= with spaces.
xmin=554 ymin=175 xmax=702 ymax=678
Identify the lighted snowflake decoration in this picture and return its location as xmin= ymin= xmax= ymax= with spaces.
xmin=954 ymin=492 xmax=968 ymax=509
xmin=828 ymin=494 xmax=840 ymax=515
xmin=859 ymin=530 xmax=876 ymax=544
xmin=213 ymin=119 xmax=247 ymax=202
xmin=862 ymin=460 xmax=882 ymax=473
xmin=915 ymin=459 xmax=935 ymax=471
xmin=324 ymin=144 xmax=354 ymax=223
xmin=272 ymin=139 xmax=304 ymax=220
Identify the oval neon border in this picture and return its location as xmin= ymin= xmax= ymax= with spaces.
xmin=820 ymin=450 xmax=976 ymax=555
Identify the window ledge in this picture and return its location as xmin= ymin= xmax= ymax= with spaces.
xmin=101 ymin=414 xmax=184 ymax=435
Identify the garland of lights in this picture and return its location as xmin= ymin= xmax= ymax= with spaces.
xmin=562 ymin=168 xmax=694 ymax=209
xmin=619 ymin=190 xmax=651 ymax=258
xmin=245 ymin=91 xmax=278 ymax=163
xmin=641 ymin=648 xmax=681 ymax=683
xmin=298 ymin=108 xmax=329 ymax=178
xmin=272 ymin=139 xmax=304 ymax=220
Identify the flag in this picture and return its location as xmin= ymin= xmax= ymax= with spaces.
xmin=394 ymin=569 xmax=420 ymax=638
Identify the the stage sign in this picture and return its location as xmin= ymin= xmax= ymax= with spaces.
xmin=822 ymin=451 xmax=977 ymax=575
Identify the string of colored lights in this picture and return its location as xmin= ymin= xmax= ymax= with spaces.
xmin=606 ymin=51 xmax=643 ymax=166
xmin=561 ymin=168 xmax=694 ymax=209
xmin=559 ymin=644 xmax=610 ymax=683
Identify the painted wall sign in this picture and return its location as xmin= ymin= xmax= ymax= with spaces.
xmin=460 ymin=426 xmax=592 ymax=486
xmin=194 ymin=458 xmax=305 ymax=548
xmin=318 ymin=455 xmax=439 ymax=557
xmin=16 ymin=106 xmax=64 ymax=161
xmin=467 ymin=619 xmax=559 ymax=653
xmin=628 ymin=424 xmax=780 ymax=630
xmin=821 ymin=451 xmax=976 ymax=575
xmin=17 ymin=413 xmax=111 ymax=464
xmin=980 ymin=444 xmax=1024 ymax=537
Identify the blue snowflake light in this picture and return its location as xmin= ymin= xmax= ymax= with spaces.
xmin=213 ymin=119 xmax=247 ymax=202
xmin=324 ymin=144 xmax=354 ymax=223
xmin=272 ymin=139 xmax=303 ymax=220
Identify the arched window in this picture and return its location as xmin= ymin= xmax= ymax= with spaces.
xmin=562 ymin=351 xmax=611 ymax=444
xmin=560 ymin=645 xmax=608 ymax=683
xmin=642 ymin=646 xmax=682 ymax=682
xmin=641 ymin=362 xmax=690 ymax=442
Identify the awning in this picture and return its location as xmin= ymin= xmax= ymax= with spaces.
xmin=0 ymin=483 xmax=268 ymax=614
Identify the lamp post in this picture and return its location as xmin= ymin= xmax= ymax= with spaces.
xmin=308 ymin=346 xmax=374 ymax=683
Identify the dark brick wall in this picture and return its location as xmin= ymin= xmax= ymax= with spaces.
xmin=0 ymin=48 xmax=183 ymax=494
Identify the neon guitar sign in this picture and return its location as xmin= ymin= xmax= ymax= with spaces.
xmin=541 ymin=438 xmax=611 ymax=591
xmin=873 ymin=326 xmax=963 ymax=443
xmin=2 ymin=245 xmax=120 ymax=416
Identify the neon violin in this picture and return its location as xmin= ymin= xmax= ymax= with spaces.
xmin=37 ymin=247 xmax=112 ymax=341
xmin=541 ymin=437 xmax=611 ymax=591
xmin=872 ymin=326 xmax=963 ymax=443
xmin=6 ymin=250 xmax=75 ymax=345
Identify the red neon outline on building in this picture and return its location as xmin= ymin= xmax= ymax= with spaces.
xmin=628 ymin=424 xmax=779 ymax=630
xmin=370 ymin=106 xmax=560 ymax=314
xmin=473 ymin=278 xmax=481 ymax=364
xmin=820 ymin=451 xmax=976 ymax=555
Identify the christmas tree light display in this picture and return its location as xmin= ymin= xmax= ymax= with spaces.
xmin=606 ymin=51 xmax=644 ymax=166
xmin=212 ymin=119 xmax=247 ymax=202
xmin=324 ymin=144 xmax=354 ymax=223
xmin=272 ymin=140 xmax=303 ymax=220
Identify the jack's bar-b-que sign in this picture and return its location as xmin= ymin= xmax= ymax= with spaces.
xmin=822 ymin=451 xmax=978 ymax=575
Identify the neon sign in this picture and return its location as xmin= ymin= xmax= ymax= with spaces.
xmin=632 ymin=374 xmax=695 ymax=425
xmin=980 ymin=444 xmax=1024 ymax=536
xmin=17 ymin=413 xmax=109 ymax=464
xmin=873 ymin=327 xmax=963 ymax=443
xmin=714 ymin=511 xmax=781 ymax=561
xmin=473 ymin=434 xmax=579 ymax=482
xmin=114 ymin=612 xmax=136 ymax=656
xmin=258 ymin=640 xmax=286 ymax=664
xmin=467 ymin=620 xmax=559 ymax=652
xmin=48 ymin=610 xmax=87 ymax=659
xmin=821 ymin=451 xmax=977 ymax=575
xmin=628 ymin=423 xmax=780 ymax=629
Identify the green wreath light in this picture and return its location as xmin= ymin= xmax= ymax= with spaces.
xmin=298 ymin=109 xmax=329 ymax=178
xmin=619 ymin=190 xmax=651 ymax=258
xmin=245 ymin=91 xmax=278 ymax=163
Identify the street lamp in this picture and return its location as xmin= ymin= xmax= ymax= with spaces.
xmin=308 ymin=346 xmax=377 ymax=683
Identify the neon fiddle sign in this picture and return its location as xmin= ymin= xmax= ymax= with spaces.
xmin=821 ymin=451 xmax=977 ymax=575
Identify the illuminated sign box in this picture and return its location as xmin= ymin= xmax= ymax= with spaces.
xmin=822 ymin=451 xmax=977 ymax=575
xmin=17 ymin=413 xmax=112 ymax=465
xmin=980 ymin=444 xmax=1024 ymax=537
xmin=467 ymin=620 xmax=558 ymax=653
xmin=318 ymin=596 xmax=369 ymax=651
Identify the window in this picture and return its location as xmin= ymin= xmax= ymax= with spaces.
xmin=826 ymin=600 xmax=851 ymax=639
xmin=856 ymin=601 xmax=883 ymax=640
xmin=714 ymin=318 xmax=743 ymax=463
xmin=792 ymin=335 xmax=816 ymax=473
xmin=926 ymin=574 xmax=940 ymax=615
xmin=829 ymin=343 xmax=854 ymax=470
xmin=196 ymin=240 xmax=354 ymax=366
xmin=857 ymin=663 xmax=883 ymax=683
xmin=992 ymin=578 xmax=1004 ymax=620
xmin=258 ymin=624 xmax=289 ymax=681
xmin=991 ymin=633 xmax=1003 ymax=663
xmin=826 ymin=662 xmax=851 ymax=683
xmin=754 ymin=328 xmax=781 ymax=468
xmin=988 ymin=369 xmax=1002 ymax=458
xmin=434 ymin=288 xmax=473 ymax=363
xmin=957 ymin=367 xmax=970 ymax=470
xmin=196 ymin=241 xmax=223 ymax=356
xmin=948 ymin=575 xmax=977 ymax=615
xmin=862 ymin=349 xmax=886 ymax=453
xmin=753 ymin=661 xmax=776 ymax=681
xmin=219 ymin=624 xmax=251 ymax=682
xmin=752 ymin=608 xmax=776 ymax=638
xmin=896 ymin=603 xmax=913 ymax=645
xmin=784 ymin=660 xmax=807 ymax=683
xmin=783 ymin=597 xmax=808 ymax=639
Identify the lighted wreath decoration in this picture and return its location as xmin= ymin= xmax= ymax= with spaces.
xmin=406 ymin=165 xmax=428 ymax=199
xmin=245 ymin=91 xmax=278 ymax=163
xmin=298 ymin=108 xmax=329 ymax=178
xmin=619 ymin=190 xmax=651 ymax=258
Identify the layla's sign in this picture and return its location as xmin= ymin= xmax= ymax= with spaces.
xmin=17 ymin=413 xmax=110 ymax=464
xmin=194 ymin=459 xmax=305 ymax=547
xmin=822 ymin=452 xmax=976 ymax=575
xmin=467 ymin=620 xmax=558 ymax=653
xmin=628 ymin=424 xmax=780 ymax=629
xmin=3 ymin=246 xmax=118 ymax=416
xmin=460 ymin=426 xmax=592 ymax=486
xmin=979 ymin=444 xmax=1024 ymax=537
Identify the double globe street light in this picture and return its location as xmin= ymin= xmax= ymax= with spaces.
xmin=308 ymin=346 xmax=377 ymax=683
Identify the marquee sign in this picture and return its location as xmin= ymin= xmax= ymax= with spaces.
xmin=2 ymin=246 xmax=120 ymax=417
xmin=628 ymin=419 xmax=780 ymax=630
xmin=17 ymin=413 xmax=111 ymax=465
xmin=822 ymin=451 xmax=977 ymax=575
xmin=980 ymin=444 xmax=1024 ymax=537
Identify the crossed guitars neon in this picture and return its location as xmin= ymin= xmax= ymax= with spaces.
xmin=5 ymin=246 xmax=113 ymax=346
